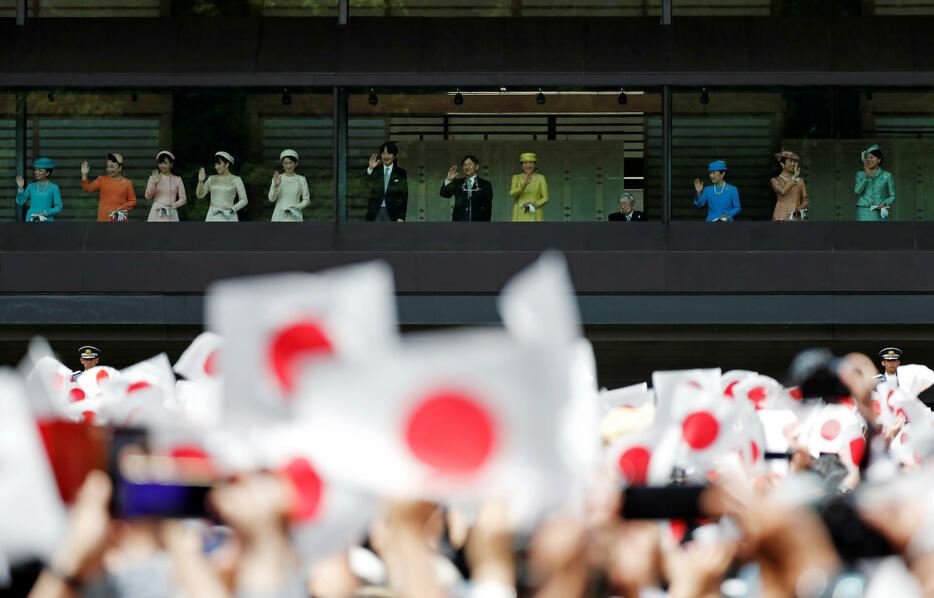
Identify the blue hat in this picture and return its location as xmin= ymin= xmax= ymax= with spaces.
xmin=708 ymin=160 xmax=727 ymax=172
xmin=33 ymin=157 xmax=54 ymax=170
xmin=879 ymin=347 xmax=902 ymax=361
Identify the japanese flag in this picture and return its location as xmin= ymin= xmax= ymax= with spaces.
xmin=99 ymin=354 xmax=178 ymax=427
xmin=294 ymin=329 xmax=569 ymax=501
xmin=600 ymin=382 xmax=653 ymax=414
xmin=802 ymin=404 xmax=867 ymax=467
xmin=240 ymin=423 xmax=376 ymax=564
xmin=729 ymin=374 xmax=783 ymax=411
xmin=896 ymin=364 xmax=934 ymax=399
xmin=652 ymin=368 xmax=722 ymax=413
xmin=75 ymin=365 xmax=119 ymax=400
xmin=606 ymin=414 xmax=676 ymax=486
xmin=174 ymin=379 xmax=223 ymax=427
xmin=497 ymin=251 xmax=581 ymax=347
xmin=720 ymin=369 xmax=757 ymax=399
xmin=0 ymin=370 xmax=67 ymax=568
xmin=174 ymin=332 xmax=224 ymax=383
xmin=206 ymin=262 xmax=398 ymax=424
xmin=20 ymin=338 xmax=74 ymax=418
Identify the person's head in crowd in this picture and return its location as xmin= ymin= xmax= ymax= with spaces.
xmin=32 ymin=157 xmax=54 ymax=182
xmin=378 ymin=142 xmax=398 ymax=167
xmin=775 ymin=150 xmax=799 ymax=174
xmin=707 ymin=160 xmax=727 ymax=184
xmin=280 ymin=149 xmax=299 ymax=174
xmin=214 ymin=151 xmax=234 ymax=175
xmin=156 ymin=150 xmax=175 ymax=175
xmin=879 ymin=346 xmax=901 ymax=375
xmin=461 ymin=155 xmax=479 ymax=178
xmin=862 ymin=144 xmax=883 ymax=170
xmin=618 ymin=192 xmax=635 ymax=215
xmin=106 ymin=153 xmax=124 ymax=178
xmin=520 ymin=152 xmax=537 ymax=176
xmin=78 ymin=345 xmax=100 ymax=370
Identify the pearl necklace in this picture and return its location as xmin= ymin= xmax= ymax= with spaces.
xmin=712 ymin=182 xmax=726 ymax=195
xmin=36 ymin=181 xmax=49 ymax=193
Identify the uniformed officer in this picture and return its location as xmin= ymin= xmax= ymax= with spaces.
xmin=875 ymin=347 xmax=902 ymax=387
xmin=72 ymin=345 xmax=101 ymax=382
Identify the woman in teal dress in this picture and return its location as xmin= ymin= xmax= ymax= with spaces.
xmin=15 ymin=157 xmax=63 ymax=221
xmin=854 ymin=144 xmax=895 ymax=221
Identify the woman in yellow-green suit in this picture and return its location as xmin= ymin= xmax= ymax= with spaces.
xmin=510 ymin=152 xmax=549 ymax=222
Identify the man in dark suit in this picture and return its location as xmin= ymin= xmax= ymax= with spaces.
xmin=608 ymin=192 xmax=646 ymax=221
xmin=439 ymin=155 xmax=494 ymax=222
xmin=364 ymin=141 xmax=408 ymax=222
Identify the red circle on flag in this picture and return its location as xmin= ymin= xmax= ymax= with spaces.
xmin=838 ymin=397 xmax=855 ymax=409
xmin=789 ymin=387 xmax=803 ymax=400
xmin=871 ymin=400 xmax=882 ymax=419
xmin=820 ymin=419 xmax=841 ymax=441
xmin=268 ymin=321 xmax=334 ymax=394
xmin=96 ymin=370 xmax=109 ymax=384
xmin=68 ymin=387 xmax=86 ymax=403
xmin=750 ymin=441 xmax=760 ymax=463
xmin=404 ymin=391 xmax=497 ymax=474
xmin=724 ymin=381 xmax=739 ymax=398
xmin=617 ymin=447 xmax=650 ymax=485
xmin=281 ymin=457 xmax=324 ymax=522
xmin=127 ymin=381 xmax=152 ymax=394
xmin=849 ymin=437 xmax=866 ymax=465
xmin=682 ymin=411 xmax=719 ymax=450
xmin=204 ymin=349 xmax=219 ymax=377
xmin=747 ymin=387 xmax=767 ymax=409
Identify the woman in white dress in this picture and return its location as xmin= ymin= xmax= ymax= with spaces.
xmin=196 ymin=151 xmax=248 ymax=222
xmin=268 ymin=148 xmax=311 ymax=222
xmin=144 ymin=150 xmax=187 ymax=222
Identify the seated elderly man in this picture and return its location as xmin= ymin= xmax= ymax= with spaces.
xmin=608 ymin=192 xmax=645 ymax=221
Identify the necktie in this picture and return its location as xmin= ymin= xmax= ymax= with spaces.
xmin=383 ymin=167 xmax=390 ymax=193
xmin=467 ymin=178 xmax=473 ymax=199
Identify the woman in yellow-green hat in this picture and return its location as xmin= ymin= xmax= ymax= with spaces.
xmin=509 ymin=152 xmax=549 ymax=222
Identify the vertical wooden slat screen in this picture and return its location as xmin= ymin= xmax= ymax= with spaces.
xmin=0 ymin=95 xmax=16 ymax=221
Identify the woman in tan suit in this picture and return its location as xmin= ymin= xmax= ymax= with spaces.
xmin=510 ymin=152 xmax=549 ymax=222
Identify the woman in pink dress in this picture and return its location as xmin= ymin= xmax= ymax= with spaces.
xmin=144 ymin=150 xmax=187 ymax=222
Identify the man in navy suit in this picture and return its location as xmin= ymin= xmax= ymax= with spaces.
xmin=364 ymin=141 xmax=408 ymax=222
xmin=439 ymin=155 xmax=494 ymax=221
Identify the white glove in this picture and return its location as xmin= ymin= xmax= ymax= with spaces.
xmin=108 ymin=210 xmax=128 ymax=221
xmin=869 ymin=205 xmax=879 ymax=211
xmin=158 ymin=206 xmax=173 ymax=217
xmin=798 ymin=208 xmax=808 ymax=220
xmin=222 ymin=208 xmax=233 ymax=218
xmin=30 ymin=214 xmax=47 ymax=222
xmin=285 ymin=207 xmax=301 ymax=218
xmin=880 ymin=206 xmax=890 ymax=219
xmin=527 ymin=204 xmax=536 ymax=213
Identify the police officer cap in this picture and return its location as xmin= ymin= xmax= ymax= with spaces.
xmin=79 ymin=345 xmax=100 ymax=359
xmin=879 ymin=347 xmax=902 ymax=361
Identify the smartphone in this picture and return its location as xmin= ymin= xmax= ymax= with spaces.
xmin=109 ymin=428 xmax=217 ymax=520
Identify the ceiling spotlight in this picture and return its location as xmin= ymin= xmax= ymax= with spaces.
xmin=282 ymin=88 xmax=292 ymax=106
xmin=536 ymin=89 xmax=546 ymax=105
xmin=368 ymin=88 xmax=378 ymax=106
xmin=454 ymin=89 xmax=463 ymax=105
xmin=617 ymin=89 xmax=628 ymax=105
xmin=700 ymin=88 xmax=710 ymax=105
xmin=47 ymin=91 xmax=54 ymax=103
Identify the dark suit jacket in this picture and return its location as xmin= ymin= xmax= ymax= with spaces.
xmin=439 ymin=176 xmax=494 ymax=222
xmin=363 ymin=164 xmax=408 ymax=221
xmin=608 ymin=210 xmax=645 ymax=221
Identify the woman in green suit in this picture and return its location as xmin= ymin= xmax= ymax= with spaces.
xmin=854 ymin=145 xmax=895 ymax=221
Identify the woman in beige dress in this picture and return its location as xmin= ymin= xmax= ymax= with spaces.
xmin=770 ymin=149 xmax=808 ymax=221
xmin=268 ymin=149 xmax=311 ymax=222
xmin=197 ymin=151 xmax=248 ymax=222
